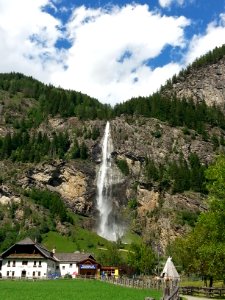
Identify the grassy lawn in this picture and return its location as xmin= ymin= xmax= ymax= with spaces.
xmin=0 ymin=279 xmax=162 ymax=300
xmin=42 ymin=230 xmax=112 ymax=254
xmin=180 ymin=278 xmax=224 ymax=288
xmin=42 ymin=229 xmax=142 ymax=255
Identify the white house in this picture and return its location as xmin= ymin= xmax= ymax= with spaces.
xmin=0 ymin=237 xmax=100 ymax=279
xmin=0 ymin=237 xmax=56 ymax=279
xmin=54 ymin=253 xmax=98 ymax=278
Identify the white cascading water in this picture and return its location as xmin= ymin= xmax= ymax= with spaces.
xmin=96 ymin=121 xmax=119 ymax=241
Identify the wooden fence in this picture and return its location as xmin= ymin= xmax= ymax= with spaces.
xmin=102 ymin=276 xmax=163 ymax=290
xmin=164 ymin=286 xmax=179 ymax=300
xmin=180 ymin=286 xmax=225 ymax=298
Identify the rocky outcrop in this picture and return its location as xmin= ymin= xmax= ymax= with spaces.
xmin=137 ymin=189 xmax=207 ymax=251
xmin=20 ymin=160 xmax=96 ymax=215
xmin=0 ymin=185 xmax=21 ymax=205
xmin=111 ymin=116 xmax=218 ymax=166
xmin=165 ymin=56 xmax=225 ymax=107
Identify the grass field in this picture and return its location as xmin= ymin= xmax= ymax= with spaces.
xmin=0 ymin=279 xmax=162 ymax=300
xmin=42 ymin=229 xmax=141 ymax=255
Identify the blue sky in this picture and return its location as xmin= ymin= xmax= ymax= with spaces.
xmin=0 ymin=0 xmax=225 ymax=105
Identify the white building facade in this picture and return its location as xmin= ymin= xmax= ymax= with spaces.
xmin=1 ymin=258 xmax=56 ymax=279
xmin=0 ymin=238 xmax=98 ymax=279
xmin=0 ymin=238 xmax=57 ymax=279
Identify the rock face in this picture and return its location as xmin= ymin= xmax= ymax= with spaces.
xmin=111 ymin=116 xmax=218 ymax=166
xmin=3 ymin=112 xmax=219 ymax=251
xmin=20 ymin=160 xmax=96 ymax=215
xmin=165 ymin=57 xmax=225 ymax=107
xmin=138 ymin=191 xmax=207 ymax=251
xmin=0 ymin=185 xmax=21 ymax=205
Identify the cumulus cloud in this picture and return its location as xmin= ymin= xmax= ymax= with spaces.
xmin=51 ymin=4 xmax=190 ymax=104
xmin=185 ymin=14 xmax=225 ymax=65
xmin=5 ymin=0 xmax=225 ymax=105
xmin=158 ymin=0 xmax=184 ymax=8
xmin=0 ymin=1 xmax=191 ymax=104
xmin=0 ymin=0 xmax=65 ymax=81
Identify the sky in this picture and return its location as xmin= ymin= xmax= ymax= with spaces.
xmin=0 ymin=0 xmax=225 ymax=105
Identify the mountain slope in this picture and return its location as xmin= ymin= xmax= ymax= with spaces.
xmin=1 ymin=46 xmax=225 ymax=254
xmin=161 ymin=44 xmax=225 ymax=107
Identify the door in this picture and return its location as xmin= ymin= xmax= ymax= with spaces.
xmin=21 ymin=270 xmax=26 ymax=278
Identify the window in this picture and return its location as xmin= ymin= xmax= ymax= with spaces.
xmin=56 ymin=266 xmax=59 ymax=270
xmin=38 ymin=272 xmax=41 ymax=277
xmin=12 ymin=271 xmax=15 ymax=277
xmin=7 ymin=261 xmax=10 ymax=267
xmin=69 ymin=264 xmax=72 ymax=268
xmin=12 ymin=261 xmax=16 ymax=267
xmin=62 ymin=266 xmax=65 ymax=270
xmin=38 ymin=261 xmax=42 ymax=267
xmin=33 ymin=261 xmax=37 ymax=267
xmin=7 ymin=271 xmax=9 ymax=277
xmin=33 ymin=271 xmax=35 ymax=277
xmin=22 ymin=261 xmax=28 ymax=265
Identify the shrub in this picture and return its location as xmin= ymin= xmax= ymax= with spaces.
xmin=116 ymin=159 xmax=129 ymax=176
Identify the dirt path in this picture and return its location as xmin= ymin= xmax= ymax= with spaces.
xmin=180 ymin=295 xmax=223 ymax=300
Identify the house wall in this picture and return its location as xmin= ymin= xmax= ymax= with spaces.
xmin=1 ymin=258 xmax=56 ymax=279
xmin=58 ymin=262 xmax=79 ymax=277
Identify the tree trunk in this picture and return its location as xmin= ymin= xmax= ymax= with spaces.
xmin=209 ymin=276 xmax=213 ymax=287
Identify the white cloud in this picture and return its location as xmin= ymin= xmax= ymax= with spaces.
xmin=0 ymin=1 xmax=190 ymax=104
xmin=0 ymin=0 xmax=64 ymax=81
xmin=51 ymin=4 xmax=190 ymax=104
xmin=158 ymin=0 xmax=184 ymax=8
xmin=185 ymin=14 xmax=225 ymax=65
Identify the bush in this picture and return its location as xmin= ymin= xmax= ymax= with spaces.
xmin=116 ymin=159 xmax=129 ymax=176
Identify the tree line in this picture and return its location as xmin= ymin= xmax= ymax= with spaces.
xmin=0 ymin=130 xmax=89 ymax=162
xmin=163 ymin=44 xmax=225 ymax=89
xmin=145 ymin=153 xmax=206 ymax=194
xmin=114 ymin=93 xmax=225 ymax=134
xmin=167 ymin=155 xmax=225 ymax=286
xmin=0 ymin=72 xmax=112 ymax=125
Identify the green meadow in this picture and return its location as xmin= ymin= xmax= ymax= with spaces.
xmin=0 ymin=279 xmax=162 ymax=300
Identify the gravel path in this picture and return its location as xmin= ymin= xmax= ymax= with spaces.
xmin=180 ymin=295 xmax=223 ymax=300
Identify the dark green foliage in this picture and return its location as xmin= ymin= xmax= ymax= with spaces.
xmin=25 ymin=188 xmax=73 ymax=223
xmin=151 ymin=130 xmax=162 ymax=138
xmin=70 ymin=139 xmax=88 ymax=160
xmin=114 ymin=93 xmax=225 ymax=132
xmin=189 ymin=153 xmax=206 ymax=192
xmin=168 ymin=156 xmax=225 ymax=283
xmin=211 ymin=134 xmax=220 ymax=150
xmin=0 ymin=72 xmax=112 ymax=125
xmin=80 ymin=142 xmax=88 ymax=159
xmin=127 ymin=242 xmax=156 ymax=275
xmin=0 ymin=223 xmax=18 ymax=252
xmin=128 ymin=198 xmax=138 ymax=210
xmin=191 ymin=44 xmax=225 ymax=69
xmin=163 ymin=44 xmax=225 ymax=90
xmin=70 ymin=138 xmax=80 ymax=159
xmin=144 ymin=153 xmax=206 ymax=194
xmin=116 ymin=159 xmax=129 ymax=176
xmin=145 ymin=158 xmax=159 ymax=181
xmin=0 ymin=130 xmax=70 ymax=162
xmin=97 ymin=242 xmax=123 ymax=266
xmin=91 ymin=126 xmax=100 ymax=140
xmin=177 ymin=210 xmax=200 ymax=227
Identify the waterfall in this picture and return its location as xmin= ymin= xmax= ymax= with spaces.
xmin=96 ymin=121 xmax=120 ymax=241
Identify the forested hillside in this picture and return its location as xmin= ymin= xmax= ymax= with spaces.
xmin=0 ymin=45 xmax=225 ymax=277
